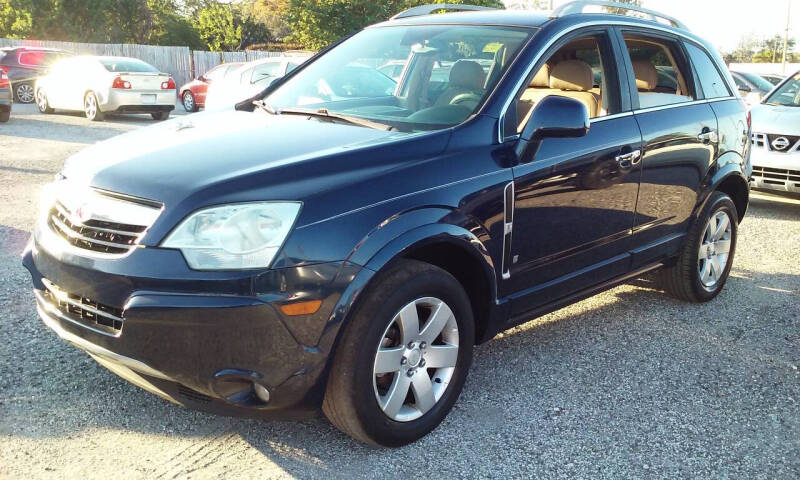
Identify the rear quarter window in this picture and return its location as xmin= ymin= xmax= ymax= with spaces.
xmin=684 ymin=43 xmax=730 ymax=98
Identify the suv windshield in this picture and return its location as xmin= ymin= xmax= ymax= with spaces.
xmin=267 ymin=25 xmax=535 ymax=132
xmin=764 ymin=72 xmax=800 ymax=107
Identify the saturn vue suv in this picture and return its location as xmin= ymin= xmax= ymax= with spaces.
xmin=23 ymin=1 xmax=751 ymax=447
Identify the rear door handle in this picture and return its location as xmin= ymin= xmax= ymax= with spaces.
xmin=698 ymin=130 xmax=719 ymax=144
xmin=615 ymin=149 xmax=642 ymax=169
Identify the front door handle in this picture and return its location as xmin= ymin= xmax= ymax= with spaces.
xmin=615 ymin=149 xmax=642 ymax=169
xmin=698 ymin=129 xmax=719 ymax=144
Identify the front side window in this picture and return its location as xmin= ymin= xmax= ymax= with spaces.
xmin=514 ymin=33 xmax=620 ymax=133
xmin=267 ymin=25 xmax=535 ymax=132
xmin=684 ymin=43 xmax=730 ymax=99
xmin=622 ymin=34 xmax=695 ymax=109
xmin=763 ymin=72 xmax=800 ymax=107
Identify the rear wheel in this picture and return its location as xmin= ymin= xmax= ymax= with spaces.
xmin=84 ymin=92 xmax=104 ymax=121
xmin=182 ymin=91 xmax=198 ymax=112
xmin=658 ymin=191 xmax=738 ymax=302
xmin=151 ymin=111 xmax=170 ymax=121
xmin=323 ymin=259 xmax=474 ymax=447
xmin=36 ymin=89 xmax=54 ymax=114
xmin=14 ymin=82 xmax=35 ymax=103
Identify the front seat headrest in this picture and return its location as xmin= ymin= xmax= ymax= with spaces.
xmin=449 ymin=60 xmax=485 ymax=90
xmin=632 ymin=60 xmax=658 ymax=91
xmin=529 ymin=64 xmax=551 ymax=88
xmin=550 ymin=60 xmax=593 ymax=91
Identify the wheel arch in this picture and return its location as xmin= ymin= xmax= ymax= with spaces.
xmin=696 ymin=153 xmax=750 ymax=224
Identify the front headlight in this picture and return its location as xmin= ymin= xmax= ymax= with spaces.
xmin=162 ymin=202 xmax=301 ymax=270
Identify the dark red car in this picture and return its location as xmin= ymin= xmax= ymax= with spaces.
xmin=0 ymin=47 xmax=71 ymax=103
xmin=178 ymin=62 xmax=242 ymax=112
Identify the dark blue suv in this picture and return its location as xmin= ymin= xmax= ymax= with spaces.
xmin=23 ymin=2 xmax=751 ymax=447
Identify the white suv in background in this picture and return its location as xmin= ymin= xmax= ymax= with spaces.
xmin=749 ymin=71 xmax=800 ymax=194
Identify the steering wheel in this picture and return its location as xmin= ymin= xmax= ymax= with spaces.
xmin=449 ymin=93 xmax=481 ymax=109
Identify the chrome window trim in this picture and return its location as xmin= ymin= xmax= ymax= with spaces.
xmin=498 ymin=20 xmax=737 ymax=142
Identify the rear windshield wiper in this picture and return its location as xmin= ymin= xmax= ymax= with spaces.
xmin=278 ymin=107 xmax=396 ymax=131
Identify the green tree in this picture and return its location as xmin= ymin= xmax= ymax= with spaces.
xmin=246 ymin=0 xmax=292 ymax=41
xmin=0 ymin=0 xmax=33 ymax=38
xmin=195 ymin=3 xmax=242 ymax=51
xmin=288 ymin=0 xmax=504 ymax=50
xmin=148 ymin=0 xmax=204 ymax=48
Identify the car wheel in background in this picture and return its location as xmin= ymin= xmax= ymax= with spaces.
xmin=0 ymin=109 xmax=9 ymax=123
xmin=36 ymin=89 xmax=54 ymax=114
xmin=14 ymin=82 xmax=35 ymax=103
xmin=323 ymin=259 xmax=474 ymax=447
xmin=658 ymin=191 xmax=738 ymax=302
xmin=182 ymin=91 xmax=198 ymax=112
xmin=84 ymin=92 xmax=105 ymax=121
xmin=151 ymin=111 xmax=170 ymax=121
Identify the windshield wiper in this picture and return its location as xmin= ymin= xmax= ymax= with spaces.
xmin=278 ymin=107 xmax=396 ymax=131
xmin=252 ymin=99 xmax=279 ymax=115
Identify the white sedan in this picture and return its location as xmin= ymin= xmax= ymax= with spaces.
xmin=205 ymin=56 xmax=309 ymax=111
xmin=35 ymin=56 xmax=176 ymax=121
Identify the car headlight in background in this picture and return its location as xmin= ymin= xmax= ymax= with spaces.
xmin=162 ymin=202 xmax=301 ymax=270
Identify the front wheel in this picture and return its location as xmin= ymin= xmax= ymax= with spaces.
xmin=36 ymin=89 xmax=54 ymax=114
xmin=151 ymin=111 xmax=170 ymax=121
xmin=84 ymin=92 xmax=104 ymax=121
xmin=658 ymin=191 xmax=738 ymax=302
xmin=14 ymin=82 xmax=35 ymax=103
xmin=323 ymin=259 xmax=474 ymax=447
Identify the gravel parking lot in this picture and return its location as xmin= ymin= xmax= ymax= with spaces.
xmin=1 ymin=103 xmax=798 ymax=479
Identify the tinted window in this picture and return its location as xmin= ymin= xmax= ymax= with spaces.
xmin=100 ymin=58 xmax=159 ymax=73
xmin=685 ymin=43 xmax=730 ymax=98
xmin=18 ymin=51 xmax=64 ymax=66
xmin=623 ymin=34 xmax=695 ymax=108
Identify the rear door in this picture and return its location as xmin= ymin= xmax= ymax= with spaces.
xmin=505 ymin=27 xmax=643 ymax=316
xmin=614 ymin=28 xmax=719 ymax=267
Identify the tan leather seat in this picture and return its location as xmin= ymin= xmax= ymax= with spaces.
xmin=633 ymin=60 xmax=691 ymax=108
xmin=632 ymin=60 xmax=658 ymax=92
xmin=522 ymin=60 xmax=600 ymax=118
xmin=435 ymin=60 xmax=486 ymax=107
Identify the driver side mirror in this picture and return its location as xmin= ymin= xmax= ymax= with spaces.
xmin=515 ymin=95 xmax=590 ymax=163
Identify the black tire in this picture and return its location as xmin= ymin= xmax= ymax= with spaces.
xmin=658 ymin=191 xmax=738 ymax=302
xmin=84 ymin=92 xmax=104 ymax=121
xmin=151 ymin=111 xmax=170 ymax=121
xmin=0 ymin=109 xmax=9 ymax=123
xmin=323 ymin=259 xmax=475 ymax=447
xmin=36 ymin=89 xmax=54 ymax=114
xmin=182 ymin=91 xmax=198 ymax=112
xmin=13 ymin=81 xmax=35 ymax=103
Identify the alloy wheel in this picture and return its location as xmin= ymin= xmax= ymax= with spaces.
xmin=698 ymin=210 xmax=732 ymax=289
xmin=183 ymin=92 xmax=195 ymax=111
xmin=36 ymin=90 xmax=48 ymax=111
xmin=85 ymin=94 xmax=97 ymax=119
xmin=373 ymin=297 xmax=459 ymax=422
xmin=16 ymin=83 xmax=34 ymax=103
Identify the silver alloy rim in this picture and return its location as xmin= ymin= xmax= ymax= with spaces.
xmin=85 ymin=94 xmax=97 ymax=119
xmin=16 ymin=83 xmax=34 ymax=103
xmin=698 ymin=210 xmax=732 ymax=289
xmin=373 ymin=297 xmax=459 ymax=422
xmin=36 ymin=90 xmax=47 ymax=111
xmin=183 ymin=92 xmax=194 ymax=110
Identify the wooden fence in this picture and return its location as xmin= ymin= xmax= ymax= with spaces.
xmin=0 ymin=38 xmax=307 ymax=88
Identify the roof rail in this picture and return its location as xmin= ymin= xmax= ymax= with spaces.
xmin=391 ymin=3 xmax=497 ymax=20
xmin=550 ymin=1 xmax=688 ymax=31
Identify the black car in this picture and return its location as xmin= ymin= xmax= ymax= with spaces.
xmin=0 ymin=47 xmax=71 ymax=103
xmin=23 ymin=1 xmax=750 ymax=447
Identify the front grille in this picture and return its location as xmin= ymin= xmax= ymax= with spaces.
xmin=751 ymin=132 xmax=800 ymax=153
xmin=40 ymin=279 xmax=124 ymax=334
xmin=752 ymin=166 xmax=800 ymax=185
xmin=47 ymin=201 xmax=149 ymax=255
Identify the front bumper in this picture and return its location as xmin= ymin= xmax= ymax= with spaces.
xmin=23 ymin=233 xmax=361 ymax=417
xmin=100 ymin=89 xmax=176 ymax=113
xmin=750 ymin=147 xmax=800 ymax=194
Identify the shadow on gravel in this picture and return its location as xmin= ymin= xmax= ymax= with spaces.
xmin=0 ymin=117 xmax=140 ymax=144
xmin=0 ymin=224 xmax=31 ymax=256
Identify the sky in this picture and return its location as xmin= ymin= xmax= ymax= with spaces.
xmin=504 ymin=0 xmax=799 ymax=53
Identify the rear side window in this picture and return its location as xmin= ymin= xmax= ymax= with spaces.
xmin=251 ymin=62 xmax=282 ymax=84
xmin=684 ymin=43 xmax=730 ymax=98
xmin=18 ymin=51 xmax=47 ymax=66
xmin=622 ymin=34 xmax=696 ymax=109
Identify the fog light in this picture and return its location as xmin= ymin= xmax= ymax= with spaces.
xmin=254 ymin=383 xmax=271 ymax=403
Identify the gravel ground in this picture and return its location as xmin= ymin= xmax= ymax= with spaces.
xmin=1 ymin=103 xmax=798 ymax=479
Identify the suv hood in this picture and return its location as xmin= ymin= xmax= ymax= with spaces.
xmin=750 ymin=103 xmax=800 ymax=134
xmin=62 ymin=110 xmax=416 ymax=207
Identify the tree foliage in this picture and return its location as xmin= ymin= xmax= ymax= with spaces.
xmin=196 ymin=3 xmax=242 ymax=51
xmin=287 ymin=0 xmax=505 ymax=50
xmin=0 ymin=0 xmax=33 ymax=38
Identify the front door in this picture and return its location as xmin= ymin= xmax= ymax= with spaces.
xmin=504 ymin=29 xmax=643 ymax=316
